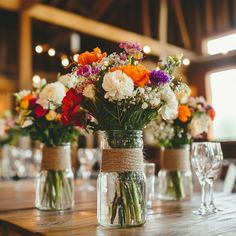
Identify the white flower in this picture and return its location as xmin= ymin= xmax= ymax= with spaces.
xmin=83 ymin=84 xmax=95 ymax=101
xmin=37 ymin=82 xmax=65 ymax=110
xmin=142 ymin=102 xmax=148 ymax=109
xmin=189 ymin=114 xmax=210 ymax=138
xmin=33 ymin=78 xmax=46 ymax=89
xmin=15 ymin=90 xmax=31 ymax=100
xmin=102 ymin=70 xmax=134 ymax=101
xmin=22 ymin=119 xmax=33 ymax=128
xmin=59 ymin=73 xmax=77 ymax=89
xmin=159 ymin=85 xmax=178 ymax=120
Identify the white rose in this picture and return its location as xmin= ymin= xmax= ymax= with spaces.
xmin=159 ymin=85 xmax=178 ymax=120
xmin=83 ymin=84 xmax=95 ymax=101
xmin=102 ymin=70 xmax=134 ymax=101
xmin=59 ymin=73 xmax=77 ymax=89
xmin=37 ymin=82 xmax=65 ymax=110
xmin=189 ymin=114 xmax=210 ymax=138
xmin=33 ymin=78 xmax=46 ymax=89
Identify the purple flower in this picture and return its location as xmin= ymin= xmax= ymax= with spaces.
xmin=119 ymin=41 xmax=142 ymax=56
xmin=77 ymin=65 xmax=92 ymax=77
xmin=92 ymin=66 xmax=100 ymax=75
xmin=150 ymin=70 xmax=170 ymax=86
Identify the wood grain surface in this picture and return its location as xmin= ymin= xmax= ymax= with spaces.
xmin=0 ymin=180 xmax=236 ymax=236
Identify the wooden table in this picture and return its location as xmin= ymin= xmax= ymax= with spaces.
xmin=0 ymin=180 xmax=236 ymax=236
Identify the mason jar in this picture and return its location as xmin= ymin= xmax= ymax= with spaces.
xmin=97 ymin=130 xmax=146 ymax=227
xmin=156 ymin=145 xmax=193 ymax=201
xmin=35 ymin=143 xmax=74 ymax=210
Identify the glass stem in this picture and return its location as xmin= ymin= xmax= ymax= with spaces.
xmin=200 ymin=181 xmax=207 ymax=209
xmin=209 ymin=178 xmax=214 ymax=206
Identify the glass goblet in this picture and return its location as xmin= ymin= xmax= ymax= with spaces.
xmin=206 ymin=142 xmax=223 ymax=213
xmin=191 ymin=142 xmax=214 ymax=215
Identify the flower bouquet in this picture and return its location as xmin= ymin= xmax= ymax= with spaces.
xmin=0 ymin=110 xmax=18 ymax=147
xmin=59 ymin=41 xmax=185 ymax=227
xmin=15 ymin=79 xmax=79 ymax=210
xmin=150 ymin=95 xmax=215 ymax=200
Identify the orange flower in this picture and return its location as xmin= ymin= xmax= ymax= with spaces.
xmin=178 ymin=105 xmax=191 ymax=122
xmin=112 ymin=64 xmax=150 ymax=87
xmin=20 ymin=94 xmax=34 ymax=109
xmin=208 ymin=107 xmax=215 ymax=120
xmin=77 ymin=47 xmax=107 ymax=66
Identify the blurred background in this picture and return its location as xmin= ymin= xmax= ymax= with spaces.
xmin=0 ymin=0 xmax=236 ymax=189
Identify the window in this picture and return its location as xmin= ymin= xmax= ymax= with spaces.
xmin=203 ymin=31 xmax=236 ymax=55
xmin=206 ymin=68 xmax=236 ymax=140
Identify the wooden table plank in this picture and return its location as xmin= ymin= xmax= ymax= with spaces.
xmin=0 ymin=180 xmax=236 ymax=235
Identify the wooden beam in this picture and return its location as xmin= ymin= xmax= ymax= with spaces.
xmin=232 ymin=0 xmax=236 ymax=25
xmin=159 ymin=0 xmax=168 ymax=43
xmin=0 ymin=0 xmax=21 ymax=11
xmin=26 ymin=4 xmax=197 ymax=60
xmin=89 ymin=0 xmax=113 ymax=19
xmin=216 ymin=0 xmax=229 ymax=32
xmin=205 ymin=0 xmax=214 ymax=35
xmin=19 ymin=11 xmax=32 ymax=90
xmin=20 ymin=0 xmax=41 ymax=10
xmin=141 ymin=0 xmax=151 ymax=37
xmin=159 ymin=0 xmax=168 ymax=57
xmin=172 ymin=0 xmax=191 ymax=49
xmin=193 ymin=0 xmax=202 ymax=54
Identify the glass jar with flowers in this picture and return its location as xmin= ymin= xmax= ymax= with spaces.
xmin=0 ymin=110 xmax=19 ymax=178
xmin=149 ymin=95 xmax=215 ymax=201
xmin=60 ymin=41 xmax=186 ymax=227
xmin=15 ymin=79 xmax=80 ymax=210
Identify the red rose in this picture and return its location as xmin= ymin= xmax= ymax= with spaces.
xmin=35 ymin=105 xmax=47 ymax=118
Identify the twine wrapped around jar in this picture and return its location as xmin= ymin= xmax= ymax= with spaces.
xmin=41 ymin=145 xmax=71 ymax=171
xmin=101 ymin=148 xmax=143 ymax=172
xmin=160 ymin=146 xmax=190 ymax=171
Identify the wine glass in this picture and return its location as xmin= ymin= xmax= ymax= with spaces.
xmin=77 ymin=148 xmax=96 ymax=191
xmin=206 ymin=142 xmax=223 ymax=213
xmin=191 ymin=142 xmax=215 ymax=215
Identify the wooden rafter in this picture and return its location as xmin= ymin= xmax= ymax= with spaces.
xmin=19 ymin=11 xmax=32 ymax=89
xmin=0 ymin=0 xmax=21 ymax=11
xmin=232 ymin=0 xmax=236 ymax=25
xmin=172 ymin=0 xmax=191 ymax=49
xmin=159 ymin=0 xmax=168 ymax=58
xmin=141 ymin=0 xmax=151 ymax=37
xmin=89 ymin=0 xmax=113 ymax=19
xmin=205 ymin=0 xmax=213 ymax=35
xmin=25 ymin=4 xmax=196 ymax=60
xmin=216 ymin=0 xmax=229 ymax=32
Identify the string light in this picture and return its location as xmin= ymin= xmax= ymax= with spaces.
xmin=183 ymin=58 xmax=190 ymax=66
xmin=61 ymin=58 xmax=69 ymax=67
xmin=35 ymin=45 xmax=43 ymax=53
xmin=143 ymin=45 xmax=151 ymax=54
xmin=35 ymin=43 xmax=72 ymax=66
xmin=48 ymin=48 xmax=56 ymax=57
xmin=73 ymin=54 xmax=79 ymax=61
xmin=32 ymin=75 xmax=41 ymax=83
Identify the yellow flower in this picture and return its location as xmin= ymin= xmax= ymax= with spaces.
xmin=45 ymin=110 xmax=57 ymax=121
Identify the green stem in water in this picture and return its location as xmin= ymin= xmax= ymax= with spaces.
xmin=169 ymin=171 xmax=185 ymax=200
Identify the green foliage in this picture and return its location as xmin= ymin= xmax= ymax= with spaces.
xmin=86 ymin=93 xmax=159 ymax=131
xmin=159 ymin=55 xmax=182 ymax=75
xmin=21 ymin=119 xmax=79 ymax=147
